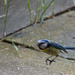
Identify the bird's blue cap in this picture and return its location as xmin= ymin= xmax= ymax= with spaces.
xmin=37 ymin=39 xmax=50 ymax=44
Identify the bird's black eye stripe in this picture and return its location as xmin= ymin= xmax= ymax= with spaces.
xmin=37 ymin=42 xmax=44 ymax=46
xmin=37 ymin=42 xmax=50 ymax=50
xmin=46 ymin=44 xmax=50 ymax=48
xmin=37 ymin=43 xmax=44 ymax=49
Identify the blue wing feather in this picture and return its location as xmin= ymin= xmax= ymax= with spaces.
xmin=49 ymin=42 xmax=68 ymax=53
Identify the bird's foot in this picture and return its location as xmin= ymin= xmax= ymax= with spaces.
xmin=46 ymin=58 xmax=55 ymax=65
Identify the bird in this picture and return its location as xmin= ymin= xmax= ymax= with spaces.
xmin=36 ymin=39 xmax=75 ymax=65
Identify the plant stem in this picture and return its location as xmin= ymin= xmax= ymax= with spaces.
xmin=3 ymin=0 xmax=10 ymax=37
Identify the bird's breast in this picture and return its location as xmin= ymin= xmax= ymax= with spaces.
xmin=41 ymin=47 xmax=60 ymax=56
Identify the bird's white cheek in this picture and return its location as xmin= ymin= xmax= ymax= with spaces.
xmin=40 ymin=43 xmax=48 ymax=49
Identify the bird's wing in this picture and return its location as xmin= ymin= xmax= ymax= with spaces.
xmin=49 ymin=42 xmax=68 ymax=53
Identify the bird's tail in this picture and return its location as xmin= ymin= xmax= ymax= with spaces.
xmin=64 ymin=47 xmax=75 ymax=50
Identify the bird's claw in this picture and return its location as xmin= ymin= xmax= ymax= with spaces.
xmin=46 ymin=59 xmax=55 ymax=65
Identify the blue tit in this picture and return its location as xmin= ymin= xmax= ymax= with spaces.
xmin=37 ymin=39 xmax=75 ymax=65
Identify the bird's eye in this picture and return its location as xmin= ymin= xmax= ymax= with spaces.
xmin=38 ymin=43 xmax=48 ymax=50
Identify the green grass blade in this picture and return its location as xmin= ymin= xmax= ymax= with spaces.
xmin=36 ymin=5 xmax=47 ymax=11
xmin=28 ymin=0 xmax=31 ymax=13
xmin=52 ymin=0 xmax=55 ymax=16
xmin=73 ymin=0 xmax=75 ymax=5
xmin=11 ymin=39 xmax=21 ymax=57
xmin=28 ymin=0 xmax=33 ymax=24
xmin=43 ymin=0 xmax=46 ymax=4
xmin=3 ymin=0 xmax=11 ymax=37
xmin=39 ymin=0 xmax=54 ymax=22
xmin=4 ymin=0 xmax=7 ymax=12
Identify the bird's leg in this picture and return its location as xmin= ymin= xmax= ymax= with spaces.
xmin=46 ymin=55 xmax=58 ymax=65
xmin=49 ymin=55 xmax=58 ymax=65
xmin=46 ymin=56 xmax=52 ymax=65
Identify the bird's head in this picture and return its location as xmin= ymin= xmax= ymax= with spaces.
xmin=37 ymin=39 xmax=50 ymax=50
